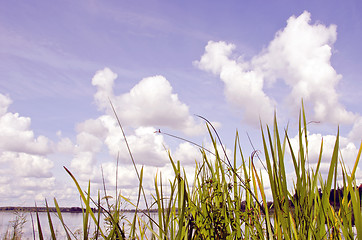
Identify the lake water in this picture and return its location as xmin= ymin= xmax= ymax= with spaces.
xmin=0 ymin=211 xmax=158 ymax=239
xmin=0 ymin=211 xmax=357 ymax=239
xmin=0 ymin=211 xmax=92 ymax=239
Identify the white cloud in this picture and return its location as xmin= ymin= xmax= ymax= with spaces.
xmin=172 ymin=142 xmax=201 ymax=165
xmin=65 ymin=111 xmax=228 ymax=207
xmin=56 ymin=137 xmax=74 ymax=153
xmin=66 ymin=110 xmax=223 ymax=204
xmin=195 ymin=41 xmax=276 ymax=125
xmin=69 ymin=119 xmax=108 ymax=178
xmin=76 ymin=118 xmax=109 ymax=138
xmin=68 ymin=115 xmax=169 ymax=182
xmin=288 ymin=132 xmax=359 ymax=178
xmin=70 ymin=115 xmax=171 ymax=176
xmin=349 ymin=116 xmax=362 ymax=142
xmin=0 ymin=94 xmax=60 ymax=206
xmin=102 ymin=122 xmax=170 ymax=167
xmin=255 ymin=130 xmax=362 ymax=199
xmin=92 ymin=68 xmax=206 ymax=136
xmin=254 ymin=11 xmax=356 ymax=124
xmin=76 ymin=132 xmax=103 ymax=152
xmin=92 ymin=67 xmax=117 ymax=111
xmin=0 ymin=150 xmax=57 ymax=205
xmin=0 ymin=94 xmax=12 ymax=116
xmin=115 ymin=126 xmax=169 ymax=166
xmin=101 ymin=162 xmax=140 ymax=189
xmin=0 ymin=111 xmax=52 ymax=155
xmin=19 ymin=177 xmax=56 ymax=190
xmin=71 ymin=151 xmax=97 ymax=175
xmin=0 ymin=151 xmax=53 ymax=178
xmin=195 ymin=11 xmax=357 ymax=126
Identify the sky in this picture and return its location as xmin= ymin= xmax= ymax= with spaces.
xmin=0 ymin=1 xmax=362 ymax=207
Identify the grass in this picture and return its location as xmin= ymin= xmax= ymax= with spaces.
xmin=1 ymin=211 xmax=26 ymax=240
xmin=31 ymin=104 xmax=362 ymax=239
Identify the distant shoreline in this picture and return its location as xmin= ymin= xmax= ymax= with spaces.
xmin=0 ymin=206 xmax=150 ymax=213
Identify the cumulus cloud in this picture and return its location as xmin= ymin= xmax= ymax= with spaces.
xmin=56 ymin=137 xmax=74 ymax=153
xmin=0 ymin=175 xmax=58 ymax=206
xmin=66 ymin=103 xmax=224 ymax=202
xmin=76 ymin=132 xmax=104 ymax=152
xmin=70 ymin=68 xmax=222 ymax=187
xmin=114 ymin=126 xmax=170 ymax=166
xmin=195 ymin=41 xmax=276 ymax=125
xmin=0 ymin=93 xmax=58 ymax=206
xmin=254 ymin=130 xmax=362 ymax=199
xmin=92 ymin=68 xmax=206 ymax=135
xmin=0 ymin=94 xmax=12 ymax=115
xmin=76 ymin=118 xmax=109 ymax=138
xmin=0 ymin=151 xmax=53 ymax=178
xmin=92 ymin=68 xmax=117 ymax=111
xmin=67 ymin=117 xmax=204 ymax=207
xmin=349 ymin=116 xmax=362 ymax=142
xmin=0 ymin=94 xmax=53 ymax=170
xmin=0 ymin=94 xmax=52 ymax=155
xmin=195 ymin=11 xmax=357 ymax=126
xmin=172 ymin=142 xmax=201 ymax=165
xmin=69 ymin=115 xmax=171 ymax=179
xmin=103 ymin=117 xmax=170 ymax=167
xmin=0 ymin=113 xmax=51 ymax=155
xmin=66 ymin=69 xmax=225 ymax=190
xmin=288 ymin=131 xmax=360 ymax=179
xmin=71 ymin=151 xmax=97 ymax=176
xmin=70 ymin=118 xmax=106 ymax=178
xmin=254 ymin=11 xmax=356 ymax=124
xmin=100 ymin=162 xmax=139 ymax=189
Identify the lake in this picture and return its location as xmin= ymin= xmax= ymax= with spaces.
xmin=0 ymin=211 xmax=150 ymax=239
xmin=0 ymin=211 xmax=357 ymax=239
xmin=0 ymin=211 xmax=91 ymax=239
xmin=0 ymin=210 xmax=159 ymax=239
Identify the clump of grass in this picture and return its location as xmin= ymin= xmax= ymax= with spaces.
xmin=38 ymin=104 xmax=362 ymax=239
xmin=2 ymin=211 xmax=27 ymax=240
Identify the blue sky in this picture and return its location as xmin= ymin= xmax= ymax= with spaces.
xmin=0 ymin=1 xmax=361 ymax=207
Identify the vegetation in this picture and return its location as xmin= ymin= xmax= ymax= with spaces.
xmin=6 ymin=105 xmax=362 ymax=239
xmin=1 ymin=211 xmax=26 ymax=240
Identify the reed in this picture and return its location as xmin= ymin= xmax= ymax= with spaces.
xmin=36 ymin=105 xmax=362 ymax=239
xmin=1 ymin=211 xmax=26 ymax=240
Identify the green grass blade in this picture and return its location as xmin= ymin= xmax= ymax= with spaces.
xmin=63 ymin=166 xmax=106 ymax=238
xmin=45 ymin=199 xmax=56 ymax=240
xmin=351 ymin=141 xmax=362 ymax=179
xmin=83 ymin=181 xmax=91 ymax=240
xmin=35 ymin=204 xmax=44 ymax=240
xmin=322 ymin=128 xmax=339 ymax=204
xmin=54 ymin=198 xmax=72 ymax=240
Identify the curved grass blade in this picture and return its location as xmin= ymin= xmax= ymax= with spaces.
xmin=63 ymin=166 xmax=106 ymax=238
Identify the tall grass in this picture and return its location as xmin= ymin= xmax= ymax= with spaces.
xmin=36 ymin=106 xmax=362 ymax=239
